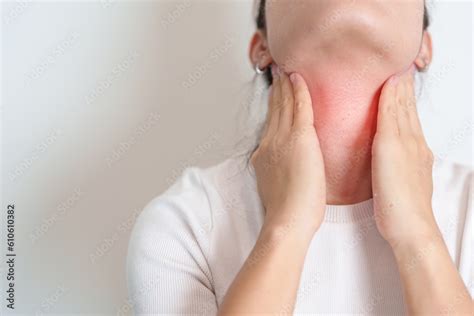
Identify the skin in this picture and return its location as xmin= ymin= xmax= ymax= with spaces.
xmin=218 ymin=0 xmax=473 ymax=315
xmin=219 ymin=69 xmax=324 ymax=315
xmin=374 ymin=67 xmax=472 ymax=315
xmin=249 ymin=0 xmax=431 ymax=204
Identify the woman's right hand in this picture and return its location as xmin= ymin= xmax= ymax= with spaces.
xmin=251 ymin=66 xmax=326 ymax=237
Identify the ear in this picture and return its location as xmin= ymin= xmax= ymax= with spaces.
xmin=249 ymin=30 xmax=273 ymax=71
xmin=414 ymin=31 xmax=433 ymax=71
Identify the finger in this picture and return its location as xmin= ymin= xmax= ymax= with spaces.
xmin=376 ymin=75 xmax=399 ymax=136
xmin=396 ymin=73 xmax=412 ymax=137
xmin=266 ymin=66 xmax=281 ymax=137
xmin=260 ymin=85 xmax=274 ymax=138
xmin=290 ymin=72 xmax=314 ymax=128
xmin=405 ymin=68 xmax=424 ymax=138
xmin=278 ymin=72 xmax=295 ymax=132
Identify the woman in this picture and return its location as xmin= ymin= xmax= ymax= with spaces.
xmin=127 ymin=0 xmax=473 ymax=314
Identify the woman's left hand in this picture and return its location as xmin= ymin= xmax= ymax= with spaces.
xmin=371 ymin=65 xmax=440 ymax=250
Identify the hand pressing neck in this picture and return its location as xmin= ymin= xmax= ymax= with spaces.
xmin=269 ymin=9 xmax=421 ymax=205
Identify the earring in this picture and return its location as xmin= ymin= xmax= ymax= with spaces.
xmin=255 ymin=63 xmax=265 ymax=75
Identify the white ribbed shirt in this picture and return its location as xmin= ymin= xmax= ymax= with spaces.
xmin=127 ymin=157 xmax=473 ymax=315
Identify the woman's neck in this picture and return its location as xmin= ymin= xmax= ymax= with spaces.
xmin=274 ymin=28 xmax=412 ymax=205
xmin=305 ymin=66 xmax=385 ymax=205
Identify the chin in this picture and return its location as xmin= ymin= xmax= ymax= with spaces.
xmin=267 ymin=1 xmax=423 ymax=83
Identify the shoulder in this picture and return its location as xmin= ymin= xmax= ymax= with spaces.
xmin=428 ymin=159 xmax=472 ymax=239
xmin=432 ymin=158 xmax=472 ymax=215
xmin=126 ymin=159 xmax=250 ymax=314
xmin=432 ymin=158 xmax=472 ymax=210
xmin=128 ymin=156 xmax=251 ymax=250
xmin=433 ymin=158 xmax=472 ymax=190
xmin=432 ymin=159 xmax=472 ymax=287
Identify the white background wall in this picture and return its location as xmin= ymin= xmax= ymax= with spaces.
xmin=1 ymin=0 xmax=472 ymax=314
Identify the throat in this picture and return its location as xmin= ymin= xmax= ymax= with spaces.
xmin=307 ymin=70 xmax=383 ymax=205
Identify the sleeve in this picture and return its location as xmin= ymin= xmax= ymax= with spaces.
xmin=455 ymin=167 xmax=473 ymax=299
xmin=126 ymin=168 xmax=218 ymax=315
xmin=461 ymin=171 xmax=473 ymax=297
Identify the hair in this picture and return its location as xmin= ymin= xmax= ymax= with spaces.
xmin=255 ymin=0 xmax=431 ymax=85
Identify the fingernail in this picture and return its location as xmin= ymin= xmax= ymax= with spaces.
xmin=271 ymin=64 xmax=278 ymax=78
xmin=403 ymin=64 xmax=416 ymax=79
xmin=388 ymin=75 xmax=399 ymax=85
xmin=289 ymin=73 xmax=299 ymax=85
